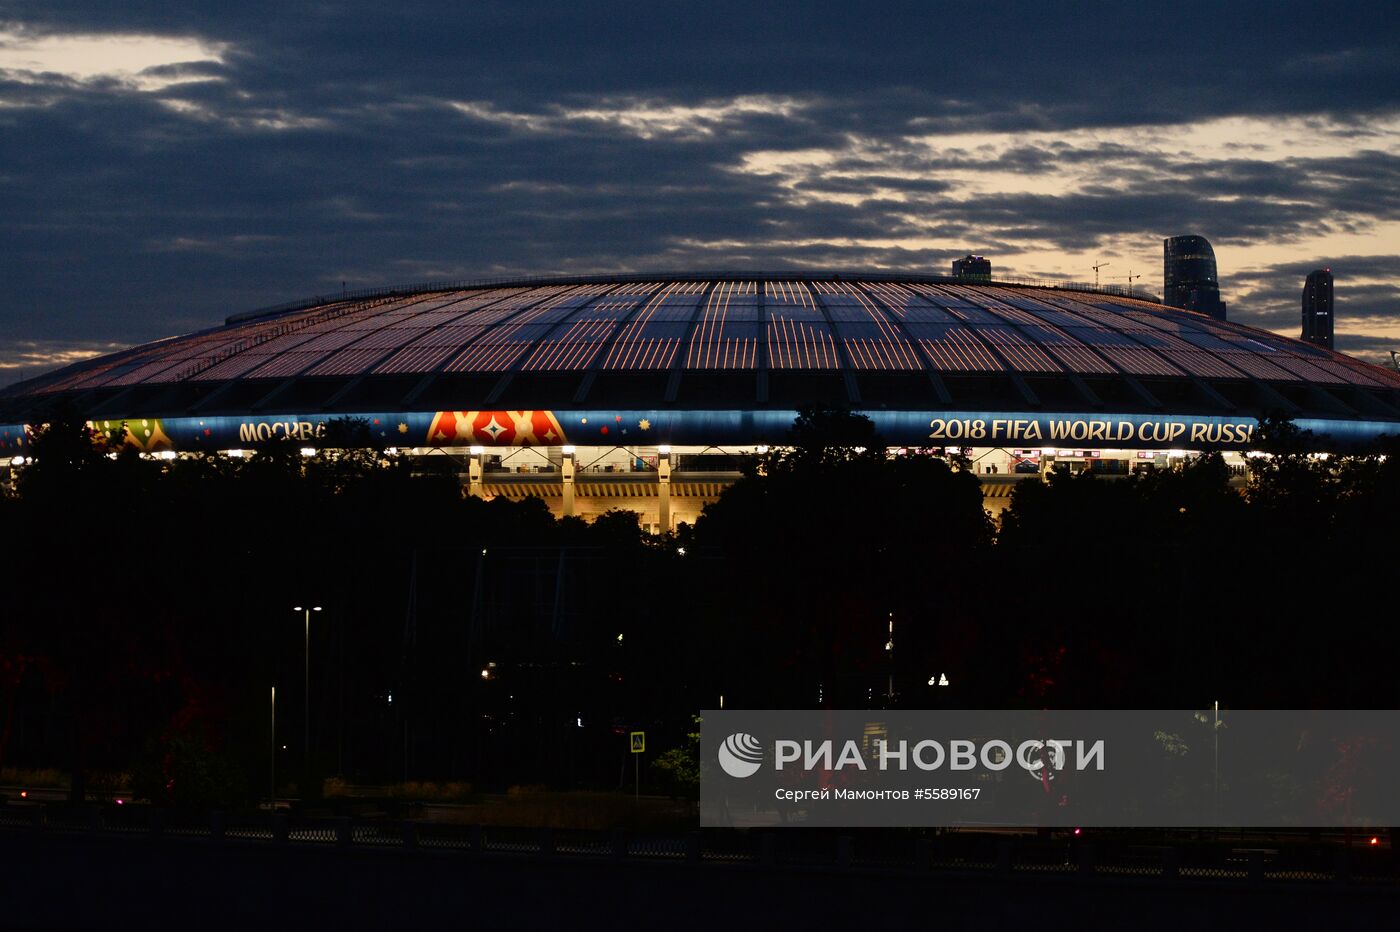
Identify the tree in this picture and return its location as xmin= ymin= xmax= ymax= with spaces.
xmin=692 ymin=406 xmax=994 ymax=707
xmin=650 ymin=715 xmax=701 ymax=799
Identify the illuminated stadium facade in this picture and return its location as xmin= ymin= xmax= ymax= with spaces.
xmin=5 ymin=273 xmax=1400 ymax=526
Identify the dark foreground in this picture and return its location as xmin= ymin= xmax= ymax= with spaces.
xmin=3 ymin=829 xmax=1398 ymax=930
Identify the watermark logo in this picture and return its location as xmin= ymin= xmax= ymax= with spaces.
xmin=718 ymin=733 xmax=763 ymax=778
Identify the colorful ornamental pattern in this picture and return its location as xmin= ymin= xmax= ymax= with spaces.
xmin=426 ymin=410 xmax=567 ymax=446
xmin=3 ymin=274 xmax=1400 ymax=449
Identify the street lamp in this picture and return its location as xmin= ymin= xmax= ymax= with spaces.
xmin=294 ymin=606 xmax=322 ymax=779
xmin=1212 ymin=699 xmax=1220 ymax=823
xmin=270 ymin=686 xmax=276 ymax=808
xmin=884 ymin=613 xmax=895 ymax=706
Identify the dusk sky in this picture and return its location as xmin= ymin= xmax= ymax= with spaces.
xmin=1 ymin=1 xmax=1398 ymax=385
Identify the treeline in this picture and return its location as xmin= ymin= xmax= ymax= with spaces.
xmin=0 ymin=408 xmax=1396 ymax=803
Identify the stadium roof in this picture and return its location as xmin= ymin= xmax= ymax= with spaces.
xmin=3 ymin=273 xmax=1400 ymax=447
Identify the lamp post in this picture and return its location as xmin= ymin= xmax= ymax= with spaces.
xmin=885 ymin=613 xmax=895 ymax=706
xmin=1212 ymin=699 xmax=1220 ymax=824
xmin=270 ymin=686 xmax=276 ymax=808
xmin=294 ymin=606 xmax=322 ymax=781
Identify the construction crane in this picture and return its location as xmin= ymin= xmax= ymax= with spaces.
xmin=1092 ymin=261 xmax=1110 ymax=290
xmin=1126 ymin=270 xmax=1141 ymax=295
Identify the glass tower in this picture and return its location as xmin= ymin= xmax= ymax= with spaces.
xmin=1301 ymin=268 xmax=1334 ymax=350
xmin=1163 ymin=235 xmax=1227 ymax=320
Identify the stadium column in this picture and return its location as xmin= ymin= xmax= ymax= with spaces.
xmin=562 ymin=448 xmax=576 ymax=517
xmin=468 ymin=447 xmax=484 ymax=498
xmin=658 ymin=448 xmax=672 ymax=532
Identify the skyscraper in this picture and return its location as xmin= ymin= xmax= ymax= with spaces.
xmin=952 ymin=254 xmax=991 ymax=280
xmin=1301 ymin=268 xmax=1334 ymax=350
xmin=1163 ymin=235 xmax=1227 ymax=320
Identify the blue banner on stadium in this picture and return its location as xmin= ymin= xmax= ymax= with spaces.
xmin=2 ymin=409 xmax=1398 ymax=454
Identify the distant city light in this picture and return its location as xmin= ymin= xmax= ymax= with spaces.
xmin=299 ymin=447 xmax=317 ymax=457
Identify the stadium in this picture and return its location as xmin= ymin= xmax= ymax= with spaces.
xmin=4 ymin=272 xmax=1400 ymax=527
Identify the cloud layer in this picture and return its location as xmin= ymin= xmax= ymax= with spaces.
xmin=1 ymin=2 xmax=1398 ymax=380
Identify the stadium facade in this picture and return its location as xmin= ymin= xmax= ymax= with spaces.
xmin=4 ymin=273 xmax=1400 ymax=527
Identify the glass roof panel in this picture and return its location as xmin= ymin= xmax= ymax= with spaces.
xmin=684 ymin=282 xmax=761 ymax=370
xmin=912 ymin=324 xmax=1001 ymax=372
xmin=1159 ymin=351 xmax=1245 ymax=380
xmin=973 ymin=326 xmax=1060 ymax=373
xmin=1308 ymin=357 xmax=1384 ymax=387
xmin=599 ymin=283 xmax=706 ymax=370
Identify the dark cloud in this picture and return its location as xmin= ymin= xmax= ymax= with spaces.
xmin=12 ymin=1 xmax=1400 ymax=124
xmin=0 ymin=1 xmax=1398 ymax=383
